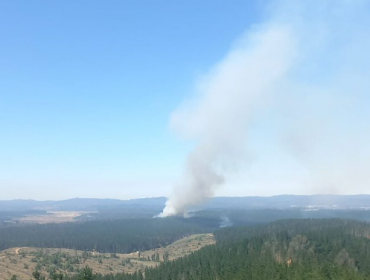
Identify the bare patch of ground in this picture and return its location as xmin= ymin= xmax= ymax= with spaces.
xmin=15 ymin=248 xmax=23 ymax=255
xmin=13 ymin=211 xmax=94 ymax=224
xmin=0 ymin=233 xmax=215 ymax=280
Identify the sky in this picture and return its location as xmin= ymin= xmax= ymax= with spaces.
xmin=0 ymin=0 xmax=369 ymax=200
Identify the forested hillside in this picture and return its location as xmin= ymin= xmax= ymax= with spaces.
xmin=193 ymin=208 xmax=370 ymax=227
xmin=0 ymin=218 xmax=208 ymax=253
xmin=63 ymin=219 xmax=370 ymax=280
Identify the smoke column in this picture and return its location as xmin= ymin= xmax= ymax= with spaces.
xmin=160 ymin=23 xmax=298 ymax=217
xmin=160 ymin=0 xmax=370 ymax=217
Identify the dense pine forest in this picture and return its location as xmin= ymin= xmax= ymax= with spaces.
xmin=4 ymin=209 xmax=370 ymax=255
xmin=61 ymin=219 xmax=370 ymax=280
xmin=3 ymin=207 xmax=370 ymax=279
xmin=0 ymin=218 xmax=208 ymax=253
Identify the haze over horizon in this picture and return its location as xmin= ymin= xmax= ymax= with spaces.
xmin=1 ymin=0 xmax=369 ymax=201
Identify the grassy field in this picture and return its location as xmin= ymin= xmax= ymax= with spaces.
xmin=0 ymin=233 xmax=215 ymax=280
xmin=12 ymin=211 xmax=95 ymax=224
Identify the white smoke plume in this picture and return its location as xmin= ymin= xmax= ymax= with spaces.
xmin=160 ymin=0 xmax=370 ymax=217
xmin=159 ymin=23 xmax=297 ymax=217
xmin=220 ymin=216 xmax=233 ymax=228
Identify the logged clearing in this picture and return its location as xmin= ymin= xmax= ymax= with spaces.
xmin=0 ymin=233 xmax=214 ymax=280
xmin=13 ymin=211 xmax=93 ymax=224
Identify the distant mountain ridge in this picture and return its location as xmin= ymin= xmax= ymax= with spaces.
xmin=202 ymin=195 xmax=370 ymax=210
xmin=1 ymin=195 xmax=370 ymax=211
xmin=0 ymin=197 xmax=167 ymax=211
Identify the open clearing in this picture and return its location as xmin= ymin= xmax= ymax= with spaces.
xmin=12 ymin=211 xmax=94 ymax=224
xmin=0 ymin=233 xmax=215 ymax=280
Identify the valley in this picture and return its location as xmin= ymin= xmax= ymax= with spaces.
xmin=2 ymin=197 xmax=370 ymax=280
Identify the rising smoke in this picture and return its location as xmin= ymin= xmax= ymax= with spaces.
xmin=160 ymin=0 xmax=370 ymax=217
xmin=219 ymin=216 xmax=233 ymax=228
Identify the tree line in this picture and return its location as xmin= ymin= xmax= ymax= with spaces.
xmin=60 ymin=219 xmax=370 ymax=280
xmin=0 ymin=218 xmax=208 ymax=253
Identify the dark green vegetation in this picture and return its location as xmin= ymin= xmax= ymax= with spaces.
xmin=61 ymin=219 xmax=370 ymax=280
xmin=3 ymin=196 xmax=370 ymax=280
xmin=194 ymin=208 xmax=370 ymax=226
xmin=2 ymin=207 xmax=370 ymax=253
xmin=0 ymin=218 xmax=209 ymax=253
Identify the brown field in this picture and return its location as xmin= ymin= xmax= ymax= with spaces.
xmin=0 ymin=233 xmax=215 ymax=280
xmin=12 ymin=211 xmax=94 ymax=224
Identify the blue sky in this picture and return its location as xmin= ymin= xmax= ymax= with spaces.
xmin=0 ymin=1 xmax=262 ymax=199
xmin=1 ymin=0 xmax=369 ymax=200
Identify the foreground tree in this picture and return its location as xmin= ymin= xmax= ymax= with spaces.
xmin=32 ymin=270 xmax=45 ymax=280
xmin=79 ymin=266 xmax=95 ymax=280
